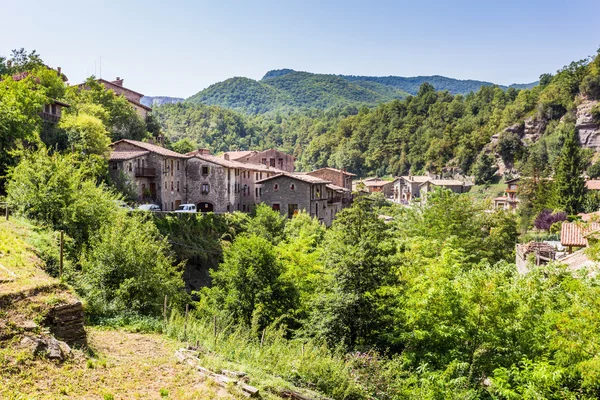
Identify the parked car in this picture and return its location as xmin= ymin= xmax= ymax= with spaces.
xmin=174 ymin=204 xmax=197 ymax=213
xmin=137 ymin=204 xmax=161 ymax=212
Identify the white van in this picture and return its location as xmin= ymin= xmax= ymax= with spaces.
xmin=174 ymin=204 xmax=197 ymax=213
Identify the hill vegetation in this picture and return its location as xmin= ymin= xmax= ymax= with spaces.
xmin=185 ymin=68 xmax=537 ymax=114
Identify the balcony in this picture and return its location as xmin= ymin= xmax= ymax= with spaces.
xmin=135 ymin=167 xmax=156 ymax=177
xmin=328 ymin=196 xmax=342 ymax=204
xmin=40 ymin=112 xmax=60 ymax=123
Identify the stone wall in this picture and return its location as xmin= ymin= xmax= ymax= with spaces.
xmin=45 ymin=301 xmax=86 ymax=346
xmin=186 ymin=158 xmax=240 ymax=213
xmin=238 ymin=149 xmax=295 ymax=173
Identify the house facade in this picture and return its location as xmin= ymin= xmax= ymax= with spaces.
xmin=395 ymin=176 xmax=432 ymax=202
xmin=222 ymin=149 xmax=296 ymax=173
xmin=109 ymin=139 xmax=188 ymax=210
xmin=306 ymin=168 xmax=355 ymax=206
xmin=419 ymin=179 xmax=471 ymax=196
xmin=256 ymin=173 xmax=336 ymax=226
xmin=83 ymin=77 xmax=152 ymax=119
xmin=353 ymin=177 xmax=398 ymax=198
xmin=494 ymin=178 xmax=520 ymax=211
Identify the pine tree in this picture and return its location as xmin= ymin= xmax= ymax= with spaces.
xmin=553 ymin=124 xmax=585 ymax=214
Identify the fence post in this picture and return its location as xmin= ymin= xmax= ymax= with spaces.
xmin=213 ymin=314 xmax=217 ymax=348
xmin=59 ymin=231 xmax=64 ymax=277
xmin=184 ymin=304 xmax=189 ymax=341
xmin=163 ymin=295 xmax=168 ymax=327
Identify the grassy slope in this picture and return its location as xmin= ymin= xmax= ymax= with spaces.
xmin=0 ymin=219 xmax=237 ymax=400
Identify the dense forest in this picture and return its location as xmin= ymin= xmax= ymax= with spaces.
xmin=186 ymin=68 xmax=537 ymax=114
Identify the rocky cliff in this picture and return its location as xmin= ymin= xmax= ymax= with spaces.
xmin=575 ymin=98 xmax=600 ymax=149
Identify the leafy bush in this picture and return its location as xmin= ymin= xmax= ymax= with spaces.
xmin=534 ymin=209 xmax=567 ymax=231
xmin=580 ymin=74 xmax=600 ymax=100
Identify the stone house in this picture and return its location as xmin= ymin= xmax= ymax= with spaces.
xmin=256 ymin=173 xmax=335 ymax=226
xmin=109 ymin=139 xmax=188 ymax=210
xmin=353 ymin=177 xmax=398 ymax=199
xmin=83 ymin=77 xmax=152 ymax=119
xmin=186 ymin=149 xmax=284 ymax=213
xmin=395 ymin=176 xmax=432 ymax=202
xmin=222 ymin=149 xmax=295 ymax=172
xmin=306 ymin=167 xmax=355 ymax=206
xmin=494 ymin=178 xmax=520 ymax=211
xmin=419 ymin=179 xmax=471 ymax=196
xmin=10 ymin=67 xmax=70 ymax=123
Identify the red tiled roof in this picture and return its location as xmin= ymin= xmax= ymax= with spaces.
xmin=192 ymin=153 xmax=285 ymax=173
xmin=586 ymin=180 xmax=600 ymax=190
xmin=221 ymin=151 xmax=254 ymax=160
xmin=561 ymin=222 xmax=600 ymax=247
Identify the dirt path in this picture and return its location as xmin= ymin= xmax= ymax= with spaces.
xmin=1 ymin=328 xmax=235 ymax=400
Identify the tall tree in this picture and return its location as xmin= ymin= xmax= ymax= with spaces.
xmin=553 ymin=123 xmax=585 ymax=214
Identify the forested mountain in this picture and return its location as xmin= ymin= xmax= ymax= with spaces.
xmin=187 ymin=72 xmax=408 ymax=114
xmin=140 ymin=95 xmax=184 ymax=107
xmin=185 ymin=68 xmax=536 ymax=114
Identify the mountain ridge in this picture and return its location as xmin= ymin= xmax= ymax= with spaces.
xmin=186 ymin=68 xmax=538 ymax=114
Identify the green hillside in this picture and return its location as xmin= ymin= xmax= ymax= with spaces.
xmin=186 ymin=71 xmax=409 ymax=114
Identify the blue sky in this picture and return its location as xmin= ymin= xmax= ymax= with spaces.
xmin=1 ymin=0 xmax=599 ymax=98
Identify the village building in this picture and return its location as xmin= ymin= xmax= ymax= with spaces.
xmin=494 ymin=178 xmax=520 ymax=210
xmin=305 ymin=167 xmax=355 ymax=206
xmin=256 ymin=173 xmax=337 ymax=226
xmin=419 ymin=179 xmax=471 ymax=196
xmin=81 ymin=77 xmax=152 ymax=119
xmin=515 ymin=241 xmax=557 ymax=274
xmin=585 ymin=180 xmax=600 ymax=191
xmin=395 ymin=176 xmax=432 ymax=202
xmin=186 ymin=149 xmax=284 ymax=213
xmin=353 ymin=177 xmax=398 ymax=199
xmin=221 ymin=149 xmax=296 ymax=173
xmin=10 ymin=67 xmax=70 ymax=123
xmin=108 ymin=139 xmax=188 ymax=211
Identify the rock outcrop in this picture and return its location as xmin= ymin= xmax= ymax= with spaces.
xmin=523 ymin=117 xmax=547 ymax=143
xmin=576 ymin=98 xmax=600 ymax=149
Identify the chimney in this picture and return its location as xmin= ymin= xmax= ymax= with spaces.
xmin=158 ymin=135 xmax=164 ymax=147
xmin=224 ymin=153 xmax=229 ymax=160
xmin=57 ymin=67 xmax=61 ymax=74
xmin=112 ymin=77 xmax=124 ymax=87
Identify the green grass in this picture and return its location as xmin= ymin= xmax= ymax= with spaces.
xmin=468 ymin=182 xmax=507 ymax=203
xmin=165 ymin=312 xmax=395 ymax=400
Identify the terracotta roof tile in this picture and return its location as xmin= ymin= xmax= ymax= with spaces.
xmin=256 ymin=173 xmax=330 ymax=184
xmin=561 ymin=222 xmax=600 ymax=247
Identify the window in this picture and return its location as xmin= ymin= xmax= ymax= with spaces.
xmin=256 ymin=173 xmax=259 ymax=180
xmin=260 ymin=172 xmax=263 ymax=179
xmin=272 ymin=204 xmax=280 ymax=211
xmin=51 ymin=104 xmax=57 ymax=115
xmin=177 ymin=161 xmax=180 ymax=171
xmin=261 ymin=158 xmax=267 ymax=165
xmin=44 ymin=104 xmax=50 ymax=113
xmin=290 ymin=184 xmax=295 ymax=190
xmin=243 ymin=204 xmax=246 ymax=212
xmin=202 ymin=183 xmax=210 ymax=194
xmin=171 ymin=202 xmax=173 ymax=210
xmin=111 ymin=163 xmax=117 ymax=170
xmin=164 ymin=181 xmax=167 ymax=189
xmin=171 ymin=181 xmax=173 ymax=191
xmin=170 ymin=160 xmax=174 ymax=176
xmin=259 ymin=188 xmax=262 ymax=196
xmin=255 ymin=188 xmax=258 ymax=197
xmin=177 ymin=181 xmax=180 ymax=192
xmin=278 ymin=158 xmax=283 ymax=168
xmin=270 ymin=158 xmax=275 ymax=167
xmin=202 ymin=166 xmax=209 ymax=176
xmin=128 ymin=163 xmax=132 ymax=172
xmin=274 ymin=184 xmax=279 ymax=191
xmin=316 ymin=186 xmax=321 ymax=198
xmin=288 ymin=204 xmax=298 ymax=219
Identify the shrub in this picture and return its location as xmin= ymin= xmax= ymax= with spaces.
xmin=533 ymin=209 xmax=567 ymax=231
xmin=580 ymin=74 xmax=600 ymax=100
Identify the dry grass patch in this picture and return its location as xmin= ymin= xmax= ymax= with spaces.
xmin=1 ymin=328 xmax=237 ymax=400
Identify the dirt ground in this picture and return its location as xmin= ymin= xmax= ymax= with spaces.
xmin=0 ymin=328 xmax=237 ymax=400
